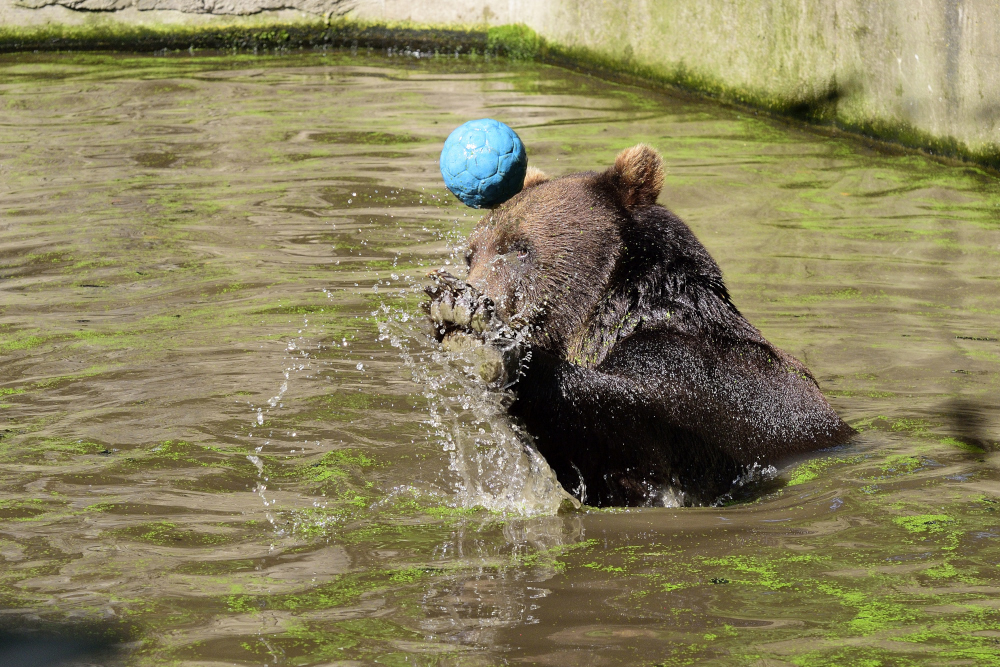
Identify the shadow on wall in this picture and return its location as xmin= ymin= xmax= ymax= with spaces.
xmin=781 ymin=76 xmax=862 ymax=123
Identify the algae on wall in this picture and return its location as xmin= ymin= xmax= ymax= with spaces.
xmin=2 ymin=0 xmax=999 ymax=167
xmin=512 ymin=0 xmax=1000 ymax=166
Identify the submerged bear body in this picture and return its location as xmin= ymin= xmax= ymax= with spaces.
xmin=427 ymin=145 xmax=854 ymax=506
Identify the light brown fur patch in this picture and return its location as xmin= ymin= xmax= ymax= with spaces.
xmin=610 ymin=144 xmax=664 ymax=208
xmin=522 ymin=166 xmax=550 ymax=189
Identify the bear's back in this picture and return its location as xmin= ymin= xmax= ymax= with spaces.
xmin=601 ymin=204 xmax=853 ymax=464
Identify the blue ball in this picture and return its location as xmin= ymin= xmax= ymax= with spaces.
xmin=440 ymin=119 xmax=528 ymax=209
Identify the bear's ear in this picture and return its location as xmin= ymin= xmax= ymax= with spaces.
xmin=522 ymin=166 xmax=550 ymax=189
xmin=605 ymin=144 xmax=664 ymax=208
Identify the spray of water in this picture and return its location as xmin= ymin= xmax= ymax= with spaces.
xmin=376 ymin=290 xmax=576 ymax=516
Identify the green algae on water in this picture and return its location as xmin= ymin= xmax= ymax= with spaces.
xmin=0 ymin=49 xmax=999 ymax=666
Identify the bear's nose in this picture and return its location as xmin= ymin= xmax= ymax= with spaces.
xmin=465 ymin=274 xmax=492 ymax=298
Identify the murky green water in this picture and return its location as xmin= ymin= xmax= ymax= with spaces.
xmin=1 ymin=50 xmax=999 ymax=666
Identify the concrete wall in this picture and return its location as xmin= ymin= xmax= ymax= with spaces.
xmin=7 ymin=1 xmax=342 ymax=18
xmin=502 ymin=0 xmax=1000 ymax=161
xmin=0 ymin=1 xmax=349 ymax=26
xmin=3 ymin=0 xmax=999 ymax=162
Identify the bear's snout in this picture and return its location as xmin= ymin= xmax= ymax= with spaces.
xmin=424 ymin=269 xmax=496 ymax=342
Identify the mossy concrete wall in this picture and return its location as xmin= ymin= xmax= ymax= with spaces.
xmin=502 ymin=0 xmax=1000 ymax=164
xmin=3 ymin=0 xmax=999 ymax=164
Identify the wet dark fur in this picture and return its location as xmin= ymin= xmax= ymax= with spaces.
xmin=455 ymin=145 xmax=854 ymax=506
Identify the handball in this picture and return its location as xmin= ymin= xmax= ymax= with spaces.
xmin=439 ymin=118 xmax=528 ymax=209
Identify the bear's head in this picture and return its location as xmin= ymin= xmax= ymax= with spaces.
xmin=463 ymin=144 xmax=665 ymax=359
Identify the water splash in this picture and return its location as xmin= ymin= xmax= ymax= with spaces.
xmin=376 ymin=287 xmax=575 ymax=516
xmin=241 ymin=312 xmax=318 ymax=521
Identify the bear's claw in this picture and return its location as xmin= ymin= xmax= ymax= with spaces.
xmin=425 ymin=269 xmax=526 ymax=388
xmin=424 ymin=269 xmax=497 ymax=340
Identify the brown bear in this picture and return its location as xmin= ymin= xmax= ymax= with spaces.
xmin=425 ymin=144 xmax=854 ymax=507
